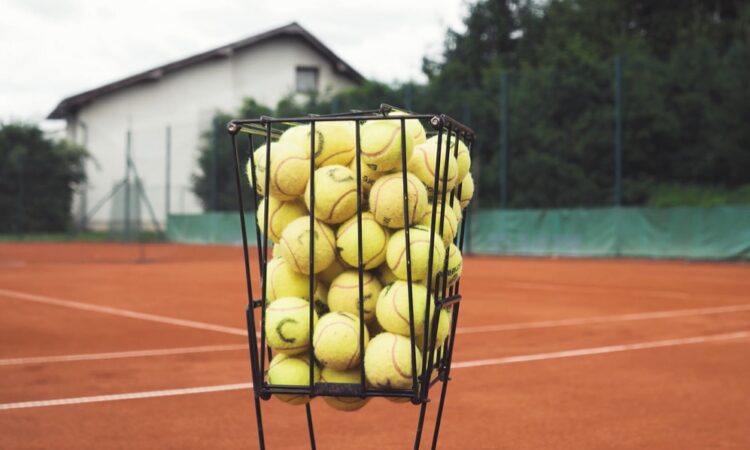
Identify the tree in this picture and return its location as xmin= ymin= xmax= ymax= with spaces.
xmin=0 ymin=123 xmax=87 ymax=232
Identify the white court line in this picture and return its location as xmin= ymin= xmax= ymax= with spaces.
xmin=1 ymin=330 xmax=747 ymax=411
xmin=0 ymin=288 xmax=247 ymax=336
xmin=0 ymin=344 xmax=247 ymax=366
xmin=457 ymin=303 xmax=750 ymax=334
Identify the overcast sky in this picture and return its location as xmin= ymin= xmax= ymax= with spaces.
xmin=0 ymin=0 xmax=468 ymax=125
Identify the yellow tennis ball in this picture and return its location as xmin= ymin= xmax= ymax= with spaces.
xmin=278 ymin=216 xmax=337 ymax=274
xmin=360 ymin=120 xmax=415 ymax=172
xmin=458 ymin=171 xmax=474 ymax=209
xmin=248 ymin=142 xmax=311 ymax=201
xmin=386 ymin=226 xmax=446 ymax=282
xmin=335 ymin=212 xmax=389 ymax=269
xmin=451 ymin=196 xmax=463 ymax=222
xmin=408 ymin=142 xmax=459 ymax=192
xmin=376 ymin=281 xmax=433 ymax=337
xmin=389 ymin=111 xmax=427 ymax=145
xmin=327 ymin=270 xmax=382 ymax=322
xmin=256 ymin=196 xmax=307 ymax=243
xmin=369 ymin=172 xmax=427 ymax=229
xmin=265 ymin=297 xmax=318 ymax=355
xmin=313 ymin=311 xmax=369 ymax=371
xmin=376 ymin=263 xmax=399 ymax=285
xmin=319 ymin=367 xmax=370 ymax=411
xmin=280 ymin=122 xmax=356 ymax=167
xmin=440 ymin=243 xmax=463 ymax=288
xmin=348 ymin=157 xmax=387 ymax=197
xmin=425 ymin=134 xmax=470 ymax=182
xmin=304 ymin=165 xmax=358 ymax=224
xmin=417 ymin=307 xmax=452 ymax=354
xmin=364 ymin=332 xmax=422 ymax=390
xmin=313 ymin=281 xmax=329 ymax=316
xmin=417 ymin=204 xmax=458 ymax=247
xmin=268 ymin=353 xmax=319 ymax=405
xmin=265 ymin=258 xmax=313 ymax=302
xmin=318 ymin=254 xmax=349 ymax=283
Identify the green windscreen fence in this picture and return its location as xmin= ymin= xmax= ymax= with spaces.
xmin=168 ymin=206 xmax=750 ymax=260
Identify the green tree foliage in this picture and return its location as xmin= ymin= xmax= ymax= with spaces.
xmin=0 ymin=123 xmax=87 ymax=232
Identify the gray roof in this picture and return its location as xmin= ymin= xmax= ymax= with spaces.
xmin=48 ymin=22 xmax=365 ymax=119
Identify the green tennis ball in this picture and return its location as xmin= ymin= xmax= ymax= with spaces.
xmin=313 ymin=311 xmax=369 ymax=371
xmin=369 ymin=172 xmax=427 ymax=229
xmin=386 ymin=226 xmax=446 ymax=283
xmin=327 ymin=270 xmax=382 ymax=322
xmin=335 ymin=212 xmax=389 ymax=269
xmin=265 ymin=258 xmax=313 ymax=302
xmin=375 ymin=281 xmax=433 ymax=337
xmin=278 ymin=216 xmax=337 ymax=275
xmin=256 ymin=196 xmax=308 ymax=244
xmin=360 ymin=120 xmax=415 ymax=172
xmin=264 ymin=297 xmax=318 ymax=355
xmin=320 ymin=367 xmax=370 ymax=411
xmin=267 ymin=353 xmax=319 ymax=405
xmin=364 ymin=332 xmax=422 ymax=390
xmin=280 ymin=122 xmax=356 ymax=167
xmin=304 ymin=165 xmax=358 ymax=224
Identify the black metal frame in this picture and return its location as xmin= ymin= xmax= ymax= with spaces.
xmin=227 ymin=104 xmax=475 ymax=449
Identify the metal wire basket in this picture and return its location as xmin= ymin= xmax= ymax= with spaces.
xmin=227 ymin=104 xmax=475 ymax=449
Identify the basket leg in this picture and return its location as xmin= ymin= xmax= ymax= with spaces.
xmin=413 ymin=401 xmax=429 ymax=449
xmin=430 ymin=301 xmax=462 ymax=449
xmin=305 ymin=402 xmax=317 ymax=450
xmin=251 ymin=395 xmax=266 ymax=450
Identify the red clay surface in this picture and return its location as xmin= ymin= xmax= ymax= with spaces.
xmin=1 ymin=243 xmax=749 ymax=449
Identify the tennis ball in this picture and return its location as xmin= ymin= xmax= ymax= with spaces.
xmin=278 ymin=216 xmax=337 ymax=274
xmin=451 ymin=196 xmax=463 ymax=222
xmin=280 ymin=122 xmax=356 ymax=167
xmin=417 ymin=205 xmax=458 ymax=247
xmin=304 ymin=165 xmax=358 ymax=224
xmin=386 ymin=226 xmax=446 ymax=282
xmin=408 ymin=142 xmax=459 ymax=192
xmin=268 ymin=353 xmax=319 ymax=405
xmin=318 ymin=254 xmax=349 ymax=283
xmin=246 ymin=146 xmax=268 ymax=196
xmin=376 ymin=264 xmax=399 ymax=285
xmin=256 ymin=197 xmax=307 ymax=243
xmin=389 ymin=111 xmax=427 ymax=145
xmin=320 ymin=367 xmax=370 ymax=411
xmin=313 ymin=311 xmax=369 ymax=371
xmin=369 ymin=172 xmax=427 ymax=229
xmin=265 ymin=297 xmax=318 ymax=355
xmin=349 ymin=157 xmax=386 ymax=197
xmin=376 ymin=281 xmax=434 ymax=337
xmin=364 ymin=332 xmax=422 ymax=390
xmin=327 ymin=270 xmax=382 ymax=322
xmin=458 ymin=171 xmax=474 ymax=209
xmin=265 ymin=258 xmax=313 ymax=302
xmin=425 ymin=134 xmax=470 ymax=183
xmin=247 ymin=142 xmax=311 ymax=201
xmin=335 ymin=212 xmax=389 ymax=269
xmin=313 ymin=282 xmax=329 ymax=316
xmin=441 ymin=243 xmax=463 ymax=288
xmin=360 ymin=120 xmax=415 ymax=172
xmin=417 ymin=307 xmax=451 ymax=352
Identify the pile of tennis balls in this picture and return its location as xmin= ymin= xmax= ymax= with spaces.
xmin=248 ymin=113 xmax=474 ymax=411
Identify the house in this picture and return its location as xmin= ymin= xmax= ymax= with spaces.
xmin=48 ymin=22 xmax=364 ymax=229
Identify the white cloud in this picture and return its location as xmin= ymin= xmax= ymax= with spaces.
xmin=0 ymin=0 xmax=468 ymax=125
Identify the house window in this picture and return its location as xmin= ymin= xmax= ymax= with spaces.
xmin=296 ymin=66 xmax=319 ymax=93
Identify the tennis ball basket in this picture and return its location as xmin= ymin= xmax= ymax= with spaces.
xmin=227 ymin=104 xmax=475 ymax=449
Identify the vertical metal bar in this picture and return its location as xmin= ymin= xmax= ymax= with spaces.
xmin=259 ymin=124 xmax=273 ymax=388
xmin=15 ymin=153 xmax=24 ymax=237
xmin=305 ymin=403 xmax=317 ymax=450
xmin=430 ymin=302 xmax=461 ymax=450
xmin=308 ymin=120 xmax=316 ymax=392
xmin=413 ymin=402 xmax=429 ymax=450
xmin=211 ymin=124 xmax=218 ymax=211
xmin=614 ymin=55 xmax=623 ymax=206
xmin=124 ymin=130 xmax=132 ymax=242
xmin=165 ymin=125 xmax=171 ymax=224
xmin=500 ymin=72 xmax=509 ymax=208
xmin=229 ymin=130 xmax=266 ymax=450
xmin=399 ymin=117 xmax=418 ymax=397
xmin=246 ymin=134 xmax=267 ymax=296
xmin=354 ymin=120 xmax=367 ymax=393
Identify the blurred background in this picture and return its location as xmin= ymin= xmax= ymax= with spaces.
xmin=2 ymin=0 xmax=749 ymax=260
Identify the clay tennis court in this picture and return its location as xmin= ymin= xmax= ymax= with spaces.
xmin=1 ymin=242 xmax=748 ymax=449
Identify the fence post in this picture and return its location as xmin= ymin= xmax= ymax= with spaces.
xmin=614 ymin=55 xmax=623 ymax=206
xmin=210 ymin=123 xmax=218 ymax=211
xmin=404 ymin=83 xmax=413 ymax=111
xmin=499 ymin=71 xmax=509 ymax=208
xmin=124 ymin=130 xmax=132 ymax=242
xmin=16 ymin=153 xmax=24 ymax=237
xmin=165 ymin=125 xmax=171 ymax=225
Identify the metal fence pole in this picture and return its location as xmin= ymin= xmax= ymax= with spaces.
xmin=165 ymin=125 xmax=171 ymax=225
xmin=404 ymin=83 xmax=413 ymax=111
xmin=614 ymin=55 xmax=623 ymax=206
xmin=210 ymin=124 xmax=218 ymax=211
xmin=499 ymin=72 xmax=509 ymax=208
xmin=124 ymin=130 xmax=132 ymax=242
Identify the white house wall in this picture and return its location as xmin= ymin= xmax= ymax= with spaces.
xmin=70 ymin=36 xmax=358 ymax=229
